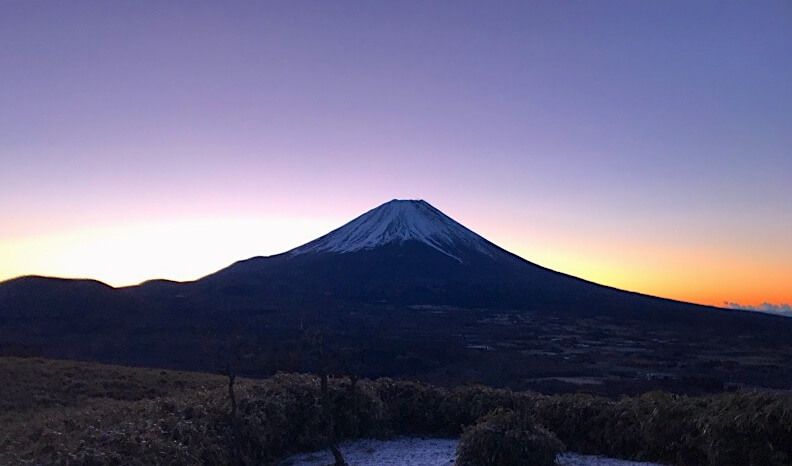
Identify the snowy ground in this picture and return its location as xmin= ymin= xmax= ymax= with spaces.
xmin=279 ymin=437 xmax=663 ymax=466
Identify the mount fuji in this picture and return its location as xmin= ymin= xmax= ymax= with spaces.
xmin=1 ymin=198 xmax=775 ymax=323
xmin=190 ymin=199 xmax=698 ymax=314
xmin=0 ymin=199 xmax=739 ymax=315
xmin=2 ymin=199 xmax=791 ymax=393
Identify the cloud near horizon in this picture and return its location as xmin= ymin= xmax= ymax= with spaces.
xmin=725 ymin=302 xmax=792 ymax=317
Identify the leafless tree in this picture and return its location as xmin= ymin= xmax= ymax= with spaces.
xmin=223 ymin=335 xmax=244 ymax=465
xmin=305 ymin=330 xmax=347 ymax=466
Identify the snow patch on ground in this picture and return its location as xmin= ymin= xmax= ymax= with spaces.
xmin=557 ymin=452 xmax=663 ymax=466
xmin=280 ymin=438 xmax=456 ymax=466
xmin=278 ymin=437 xmax=663 ymax=466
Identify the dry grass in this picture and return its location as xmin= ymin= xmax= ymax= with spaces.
xmin=0 ymin=357 xmax=225 ymax=420
xmin=2 ymin=357 xmax=792 ymax=466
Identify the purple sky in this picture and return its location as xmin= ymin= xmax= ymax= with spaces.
xmin=1 ymin=1 xmax=790 ymax=306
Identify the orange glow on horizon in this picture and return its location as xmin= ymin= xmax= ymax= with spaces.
xmin=505 ymin=241 xmax=792 ymax=308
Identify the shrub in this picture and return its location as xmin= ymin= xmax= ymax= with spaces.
xmin=629 ymin=392 xmax=707 ymax=465
xmin=697 ymin=392 xmax=792 ymax=466
xmin=440 ymin=385 xmax=527 ymax=434
xmin=530 ymin=390 xmax=792 ymax=466
xmin=456 ymin=408 xmax=565 ymax=466
xmin=531 ymin=393 xmax=625 ymax=456
xmin=374 ymin=378 xmax=450 ymax=435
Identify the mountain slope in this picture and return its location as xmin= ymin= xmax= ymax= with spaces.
xmin=0 ymin=199 xmax=776 ymax=318
xmin=194 ymin=200 xmax=708 ymax=315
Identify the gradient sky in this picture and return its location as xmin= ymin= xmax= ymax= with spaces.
xmin=1 ymin=1 xmax=790 ymax=308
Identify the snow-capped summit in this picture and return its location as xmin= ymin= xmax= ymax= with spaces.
xmin=199 ymin=198 xmax=716 ymax=313
xmin=290 ymin=199 xmax=500 ymax=262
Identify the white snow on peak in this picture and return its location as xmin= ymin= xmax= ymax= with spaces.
xmin=289 ymin=199 xmax=499 ymax=262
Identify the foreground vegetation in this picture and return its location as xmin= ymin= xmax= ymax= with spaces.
xmin=1 ymin=357 xmax=791 ymax=465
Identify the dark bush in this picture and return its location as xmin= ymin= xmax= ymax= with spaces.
xmin=232 ymin=374 xmax=389 ymax=464
xmin=440 ymin=385 xmax=526 ymax=433
xmin=530 ymin=390 xmax=792 ymax=466
xmin=628 ymin=392 xmax=707 ymax=465
xmin=456 ymin=408 xmax=565 ymax=466
xmin=697 ymin=392 xmax=792 ymax=466
xmin=531 ymin=393 xmax=626 ymax=455
xmin=374 ymin=378 xmax=450 ymax=435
